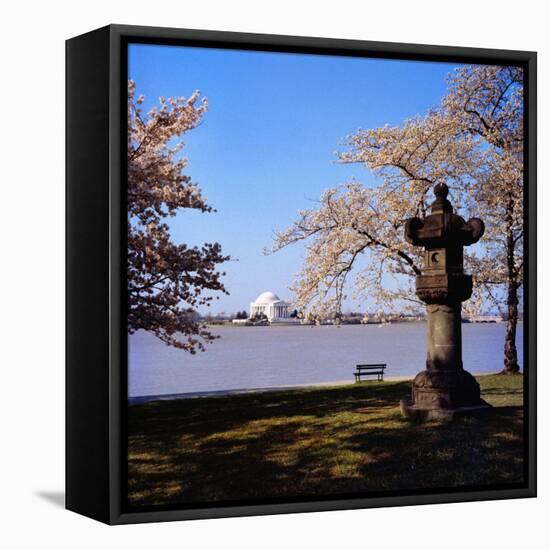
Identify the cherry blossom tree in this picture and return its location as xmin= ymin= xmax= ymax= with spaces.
xmin=270 ymin=110 xmax=479 ymax=319
xmin=127 ymin=80 xmax=229 ymax=352
xmin=271 ymin=65 xmax=524 ymax=374
xmin=444 ymin=65 xmax=524 ymax=374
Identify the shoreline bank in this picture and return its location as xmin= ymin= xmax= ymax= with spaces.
xmin=128 ymin=371 xmax=503 ymax=405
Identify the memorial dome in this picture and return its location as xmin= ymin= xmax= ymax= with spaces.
xmin=254 ymin=291 xmax=280 ymax=304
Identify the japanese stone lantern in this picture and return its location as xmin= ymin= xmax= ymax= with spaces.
xmin=401 ymin=182 xmax=489 ymax=420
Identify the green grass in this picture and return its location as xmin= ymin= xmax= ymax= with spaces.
xmin=127 ymin=374 xmax=524 ymax=506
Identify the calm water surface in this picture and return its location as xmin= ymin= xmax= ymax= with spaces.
xmin=128 ymin=322 xmax=523 ymax=398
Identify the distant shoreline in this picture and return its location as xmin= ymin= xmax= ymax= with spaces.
xmin=203 ymin=319 xmax=516 ymax=328
xmin=204 ymin=320 xmax=427 ymax=328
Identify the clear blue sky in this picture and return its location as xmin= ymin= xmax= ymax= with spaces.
xmin=129 ymin=44 xmax=460 ymax=314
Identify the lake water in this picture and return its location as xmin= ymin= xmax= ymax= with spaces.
xmin=128 ymin=322 xmax=523 ymax=398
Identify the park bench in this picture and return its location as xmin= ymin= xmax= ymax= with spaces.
xmin=353 ymin=363 xmax=387 ymax=382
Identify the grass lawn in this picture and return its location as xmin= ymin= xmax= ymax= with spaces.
xmin=127 ymin=374 xmax=525 ymax=507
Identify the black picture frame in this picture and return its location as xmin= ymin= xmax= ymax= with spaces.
xmin=66 ymin=24 xmax=537 ymax=525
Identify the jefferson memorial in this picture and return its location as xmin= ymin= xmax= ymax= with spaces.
xmin=250 ymin=291 xmax=292 ymax=321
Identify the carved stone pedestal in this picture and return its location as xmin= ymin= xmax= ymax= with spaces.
xmin=400 ymin=396 xmax=491 ymax=421
xmin=401 ymin=370 xmax=490 ymax=421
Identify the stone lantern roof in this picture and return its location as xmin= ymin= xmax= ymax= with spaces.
xmin=404 ymin=183 xmax=485 ymax=249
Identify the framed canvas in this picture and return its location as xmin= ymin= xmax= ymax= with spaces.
xmin=66 ymin=24 xmax=537 ymax=525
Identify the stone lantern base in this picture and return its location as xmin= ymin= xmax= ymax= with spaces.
xmin=400 ymin=369 xmax=492 ymax=421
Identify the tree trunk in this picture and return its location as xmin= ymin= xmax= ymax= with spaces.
xmin=502 ymin=281 xmax=520 ymax=374
xmin=501 ymin=192 xmax=521 ymax=375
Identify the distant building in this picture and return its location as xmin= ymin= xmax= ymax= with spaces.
xmin=465 ymin=315 xmax=504 ymax=323
xmin=250 ymin=291 xmax=292 ymax=322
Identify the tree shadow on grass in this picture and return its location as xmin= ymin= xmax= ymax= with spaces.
xmin=130 ymin=382 xmax=412 ymax=431
xmin=346 ymin=406 xmax=524 ymax=492
xmin=128 ymin=383 xmax=525 ymax=507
